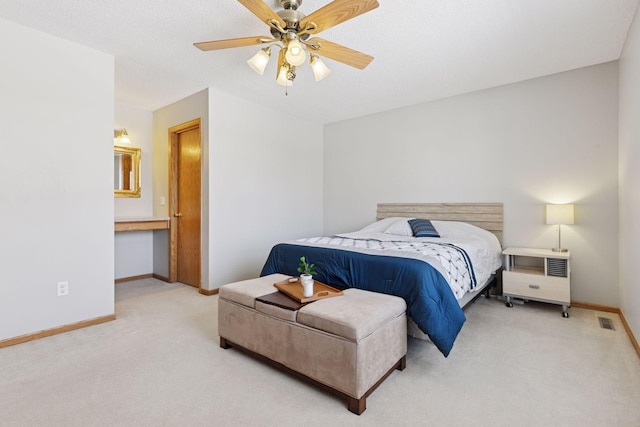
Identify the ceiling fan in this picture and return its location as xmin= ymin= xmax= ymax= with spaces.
xmin=194 ymin=0 xmax=379 ymax=87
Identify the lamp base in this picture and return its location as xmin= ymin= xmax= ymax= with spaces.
xmin=552 ymin=248 xmax=569 ymax=252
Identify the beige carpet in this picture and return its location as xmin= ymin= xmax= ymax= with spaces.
xmin=1 ymin=278 xmax=639 ymax=427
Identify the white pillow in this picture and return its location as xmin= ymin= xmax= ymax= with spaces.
xmin=357 ymin=217 xmax=401 ymax=233
xmin=383 ymin=218 xmax=414 ymax=236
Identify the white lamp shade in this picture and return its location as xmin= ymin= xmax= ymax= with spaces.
xmin=247 ymin=48 xmax=271 ymax=75
xmin=284 ymin=40 xmax=306 ymax=67
xmin=310 ymin=55 xmax=331 ymax=81
xmin=546 ymin=204 xmax=574 ymax=225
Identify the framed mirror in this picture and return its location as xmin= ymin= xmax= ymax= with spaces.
xmin=114 ymin=146 xmax=141 ymax=198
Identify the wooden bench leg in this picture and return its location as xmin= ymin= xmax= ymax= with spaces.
xmin=220 ymin=337 xmax=231 ymax=349
xmin=347 ymin=396 xmax=366 ymax=415
xmin=397 ymin=355 xmax=407 ymax=371
xmin=346 ymin=354 xmax=406 ymax=415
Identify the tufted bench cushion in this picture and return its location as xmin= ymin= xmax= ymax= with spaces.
xmin=219 ymin=274 xmax=289 ymax=308
xmin=297 ymin=288 xmax=407 ymax=341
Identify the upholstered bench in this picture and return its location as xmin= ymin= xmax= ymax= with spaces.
xmin=218 ymin=274 xmax=407 ymax=415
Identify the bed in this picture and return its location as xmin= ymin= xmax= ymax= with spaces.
xmin=260 ymin=203 xmax=503 ymax=356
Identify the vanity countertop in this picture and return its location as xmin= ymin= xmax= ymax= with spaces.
xmin=115 ymin=216 xmax=170 ymax=222
xmin=114 ymin=217 xmax=170 ymax=232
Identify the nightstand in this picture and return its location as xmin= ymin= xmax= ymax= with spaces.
xmin=502 ymin=247 xmax=571 ymax=318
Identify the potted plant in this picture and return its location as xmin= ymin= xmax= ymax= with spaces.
xmin=297 ymin=256 xmax=317 ymax=297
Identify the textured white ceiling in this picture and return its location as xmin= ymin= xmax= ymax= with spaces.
xmin=1 ymin=0 xmax=638 ymax=124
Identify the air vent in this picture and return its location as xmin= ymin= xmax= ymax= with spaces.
xmin=547 ymin=258 xmax=568 ymax=278
xmin=598 ymin=317 xmax=615 ymax=330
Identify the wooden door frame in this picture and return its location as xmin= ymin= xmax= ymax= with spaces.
xmin=168 ymin=118 xmax=202 ymax=284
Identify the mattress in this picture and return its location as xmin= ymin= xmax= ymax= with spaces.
xmin=301 ymin=219 xmax=502 ymax=299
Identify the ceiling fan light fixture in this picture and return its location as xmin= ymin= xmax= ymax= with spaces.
xmin=194 ymin=0 xmax=378 ymax=90
xmin=310 ymin=54 xmax=331 ymax=81
xmin=276 ymin=64 xmax=295 ymax=86
xmin=284 ymin=39 xmax=306 ymax=67
xmin=247 ymin=47 xmax=272 ymax=75
xmin=276 ymin=48 xmax=294 ymax=87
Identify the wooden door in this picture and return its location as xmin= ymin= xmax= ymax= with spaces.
xmin=169 ymin=119 xmax=201 ymax=287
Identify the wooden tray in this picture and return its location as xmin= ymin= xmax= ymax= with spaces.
xmin=274 ymin=277 xmax=343 ymax=304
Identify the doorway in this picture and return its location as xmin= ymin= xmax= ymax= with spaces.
xmin=168 ymin=119 xmax=201 ymax=288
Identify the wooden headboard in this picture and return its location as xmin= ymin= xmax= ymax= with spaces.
xmin=377 ymin=203 xmax=504 ymax=245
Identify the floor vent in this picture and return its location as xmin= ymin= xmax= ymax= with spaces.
xmin=598 ymin=317 xmax=615 ymax=330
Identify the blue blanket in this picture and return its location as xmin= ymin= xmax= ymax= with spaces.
xmin=260 ymin=243 xmax=466 ymax=357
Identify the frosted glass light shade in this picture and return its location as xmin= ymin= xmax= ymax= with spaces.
xmin=546 ymin=204 xmax=574 ymax=225
xmin=284 ymin=40 xmax=306 ymax=66
xmin=247 ymin=48 xmax=271 ymax=75
xmin=310 ymin=55 xmax=331 ymax=81
xmin=276 ymin=65 xmax=292 ymax=86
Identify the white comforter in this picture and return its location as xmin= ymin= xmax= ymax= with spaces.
xmin=295 ymin=219 xmax=503 ymax=300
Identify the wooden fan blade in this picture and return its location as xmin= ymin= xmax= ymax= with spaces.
xmin=194 ymin=36 xmax=268 ymax=51
xmin=237 ymin=0 xmax=286 ymax=28
xmin=307 ymin=38 xmax=373 ymax=70
xmin=299 ymin=0 xmax=379 ymax=34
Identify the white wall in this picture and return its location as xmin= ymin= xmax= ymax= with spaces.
xmin=207 ymin=88 xmax=324 ymax=288
xmin=0 ymin=19 xmax=114 ymax=340
xmin=619 ymin=7 xmax=640 ymax=341
xmin=324 ymin=63 xmax=619 ymax=306
xmin=151 ymin=88 xmax=323 ymax=290
xmin=114 ymin=102 xmax=154 ymax=279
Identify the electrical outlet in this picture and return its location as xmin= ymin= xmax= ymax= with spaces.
xmin=57 ymin=281 xmax=69 ymax=296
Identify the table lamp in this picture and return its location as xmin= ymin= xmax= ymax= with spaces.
xmin=546 ymin=204 xmax=574 ymax=252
